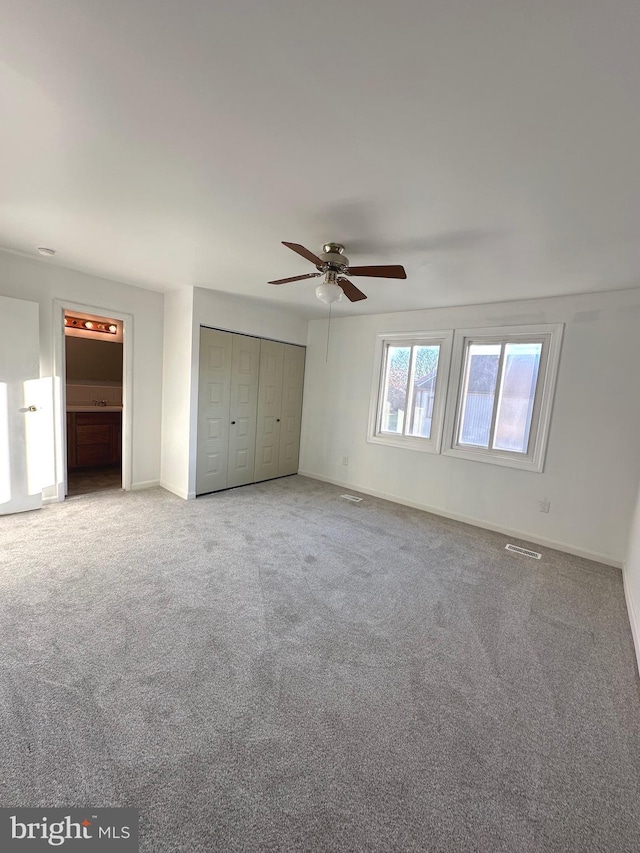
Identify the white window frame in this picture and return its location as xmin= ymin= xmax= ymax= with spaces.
xmin=442 ymin=323 xmax=564 ymax=472
xmin=368 ymin=330 xmax=453 ymax=454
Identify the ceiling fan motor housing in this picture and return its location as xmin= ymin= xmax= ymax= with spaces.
xmin=318 ymin=242 xmax=349 ymax=272
xmin=269 ymin=240 xmax=405 ymax=300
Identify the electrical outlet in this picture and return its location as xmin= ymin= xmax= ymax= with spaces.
xmin=342 ymin=456 xmax=349 ymax=466
xmin=539 ymin=499 xmax=551 ymax=514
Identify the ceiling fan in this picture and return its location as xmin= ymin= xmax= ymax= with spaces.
xmin=268 ymin=242 xmax=407 ymax=303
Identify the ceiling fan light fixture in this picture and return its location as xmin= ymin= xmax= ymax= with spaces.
xmin=315 ymin=281 xmax=343 ymax=305
xmin=271 ymin=240 xmax=406 ymax=303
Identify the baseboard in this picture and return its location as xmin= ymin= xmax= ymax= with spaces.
xmin=42 ymin=494 xmax=62 ymax=505
xmin=42 ymin=483 xmax=63 ymax=504
xmin=622 ymin=568 xmax=640 ymax=674
xmin=131 ymin=479 xmax=160 ymax=491
xmin=159 ymin=480 xmax=195 ymax=500
xmin=298 ymin=470 xmax=622 ymax=569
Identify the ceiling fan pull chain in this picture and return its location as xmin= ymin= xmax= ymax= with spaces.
xmin=326 ymin=302 xmax=332 ymax=363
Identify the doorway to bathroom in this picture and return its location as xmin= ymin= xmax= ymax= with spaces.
xmin=64 ymin=310 xmax=124 ymax=497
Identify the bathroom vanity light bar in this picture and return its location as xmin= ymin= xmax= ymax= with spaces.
xmin=65 ymin=315 xmax=118 ymax=334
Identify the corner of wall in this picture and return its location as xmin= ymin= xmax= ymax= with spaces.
xmin=159 ymin=480 xmax=194 ymax=500
xmin=622 ymin=567 xmax=640 ymax=674
xmin=160 ymin=288 xmax=196 ymax=500
xmin=622 ymin=484 xmax=640 ymax=674
xmin=131 ymin=480 xmax=161 ymax=491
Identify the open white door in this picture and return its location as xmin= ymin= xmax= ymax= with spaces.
xmin=0 ymin=295 xmax=43 ymax=515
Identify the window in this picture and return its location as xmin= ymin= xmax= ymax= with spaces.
xmin=443 ymin=324 xmax=563 ymax=471
xmin=369 ymin=331 xmax=453 ymax=453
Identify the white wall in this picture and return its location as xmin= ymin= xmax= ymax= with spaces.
xmin=160 ymin=288 xmax=197 ymax=499
xmin=624 ymin=486 xmax=640 ymax=669
xmin=159 ymin=286 xmax=308 ymax=499
xmin=193 ymin=287 xmax=308 ymax=346
xmin=300 ymin=287 xmax=640 ymax=566
xmin=0 ymin=250 xmax=164 ymax=494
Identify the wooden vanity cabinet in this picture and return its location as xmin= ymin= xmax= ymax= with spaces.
xmin=67 ymin=411 xmax=122 ymax=468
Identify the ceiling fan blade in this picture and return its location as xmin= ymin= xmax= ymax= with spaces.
xmin=337 ymin=277 xmax=367 ymax=302
xmin=268 ymin=273 xmax=321 ymax=285
xmin=282 ymin=241 xmax=325 ymax=267
xmin=347 ymin=264 xmax=407 ymax=279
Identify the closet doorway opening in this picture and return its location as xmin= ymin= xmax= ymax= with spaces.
xmin=64 ymin=310 xmax=124 ymax=497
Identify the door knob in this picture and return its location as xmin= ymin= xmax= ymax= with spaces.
xmin=276 ymin=418 xmax=280 ymax=422
xmin=231 ymin=420 xmax=236 ymax=425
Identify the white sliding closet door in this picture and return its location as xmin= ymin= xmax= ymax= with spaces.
xmin=196 ymin=328 xmax=233 ymax=495
xmin=278 ymin=343 xmax=305 ymax=477
xmin=228 ymin=334 xmax=260 ymax=488
xmin=254 ymin=339 xmax=284 ymax=483
xmin=197 ymin=329 xmax=305 ymax=495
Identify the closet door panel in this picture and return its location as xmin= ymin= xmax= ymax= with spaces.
xmin=197 ymin=329 xmax=305 ymax=495
xmin=196 ymin=328 xmax=233 ymax=495
xmin=228 ymin=334 xmax=260 ymax=488
xmin=278 ymin=344 xmax=305 ymax=476
xmin=254 ymin=339 xmax=284 ymax=482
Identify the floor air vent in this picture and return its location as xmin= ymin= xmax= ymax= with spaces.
xmin=505 ymin=544 xmax=541 ymax=559
xmin=341 ymin=494 xmax=363 ymax=502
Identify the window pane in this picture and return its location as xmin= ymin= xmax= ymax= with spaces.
xmin=492 ymin=342 xmax=542 ymax=453
xmin=407 ymin=345 xmax=440 ymax=438
xmin=379 ymin=346 xmax=410 ymax=433
xmin=458 ymin=343 xmax=500 ymax=447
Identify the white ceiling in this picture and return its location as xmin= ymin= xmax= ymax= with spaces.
xmin=2 ymin=0 xmax=640 ymax=318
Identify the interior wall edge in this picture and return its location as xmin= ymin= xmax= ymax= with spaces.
xmin=298 ymin=470 xmax=623 ymax=569
xmin=623 ymin=567 xmax=640 ymax=674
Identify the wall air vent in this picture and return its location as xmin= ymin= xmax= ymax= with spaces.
xmin=505 ymin=544 xmax=541 ymax=559
xmin=341 ymin=494 xmax=363 ymax=502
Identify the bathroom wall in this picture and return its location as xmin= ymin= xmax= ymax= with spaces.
xmin=65 ymin=337 xmax=123 ymax=383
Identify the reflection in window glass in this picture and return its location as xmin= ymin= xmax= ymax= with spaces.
xmin=457 ymin=340 xmax=544 ymax=454
xmin=407 ymin=346 xmax=440 ymax=438
xmin=493 ymin=343 xmax=541 ymax=452
xmin=380 ymin=346 xmax=410 ymax=433
xmin=458 ymin=343 xmax=500 ymax=447
xmin=379 ymin=344 xmax=441 ymax=438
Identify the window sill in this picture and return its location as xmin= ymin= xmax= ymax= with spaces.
xmin=442 ymin=444 xmax=544 ymax=472
xmin=368 ymin=433 xmax=441 ymax=454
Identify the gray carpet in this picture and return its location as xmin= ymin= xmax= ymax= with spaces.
xmin=1 ymin=475 xmax=639 ymax=852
